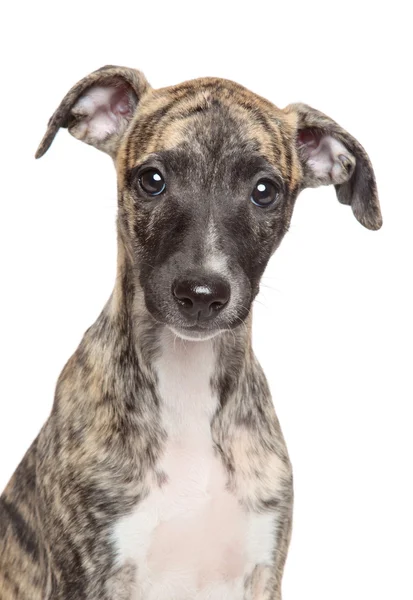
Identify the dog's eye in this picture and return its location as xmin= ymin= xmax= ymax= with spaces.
xmin=139 ymin=169 xmax=166 ymax=196
xmin=251 ymin=179 xmax=279 ymax=207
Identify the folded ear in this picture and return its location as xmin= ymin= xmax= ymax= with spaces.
xmin=285 ymin=103 xmax=382 ymax=230
xmin=35 ymin=65 xmax=150 ymax=159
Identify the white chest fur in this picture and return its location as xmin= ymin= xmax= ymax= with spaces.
xmin=112 ymin=330 xmax=277 ymax=600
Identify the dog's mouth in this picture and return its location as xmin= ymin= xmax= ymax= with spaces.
xmin=164 ymin=306 xmax=251 ymax=341
xmin=147 ymin=306 xmax=251 ymax=341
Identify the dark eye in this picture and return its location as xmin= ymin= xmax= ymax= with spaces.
xmin=251 ymin=179 xmax=279 ymax=207
xmin=139 ymin=169 xmax=166 ymax=196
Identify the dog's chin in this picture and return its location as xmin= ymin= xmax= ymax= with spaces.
xmin=167 ymin=325 xmax=224 ymax=342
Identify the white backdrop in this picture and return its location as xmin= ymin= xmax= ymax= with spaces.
xmin=0 ymin=1 xmax=411 ymax=599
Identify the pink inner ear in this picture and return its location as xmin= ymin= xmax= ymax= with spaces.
xmin=70 ymin=83 xmax=137 ymax=145
xmin=297 ymin=127 xmax=356 ymax=186
xmin=110 ymin=85 xmax=133 ymax=117
xmin=297 ymin=128 xmax=321 ymax=150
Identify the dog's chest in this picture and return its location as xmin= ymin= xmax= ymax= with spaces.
xmin=111 ymin=333 xmax=276 ymax=599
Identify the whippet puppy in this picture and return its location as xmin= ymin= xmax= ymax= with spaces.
xmin=0 ymin=65 xmax=382 ymax=600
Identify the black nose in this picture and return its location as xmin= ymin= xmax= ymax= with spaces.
xmin=172 ymin=275 xmax=230 ymax=321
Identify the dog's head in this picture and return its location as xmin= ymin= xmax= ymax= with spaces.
xmin=37 ymin=66 xmax=381 ymax=340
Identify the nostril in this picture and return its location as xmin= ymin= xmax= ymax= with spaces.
xmin=210 ymin=299 xmax=227 ymax=312
xmin=172 ymin=282 xmax=194 ymax=308
xmin=176 ymin=296 xmax=193 ymax=309
xmin=208 ymin=281 xmax=230 ymax=312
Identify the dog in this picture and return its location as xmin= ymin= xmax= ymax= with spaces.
xmin=0 ymin=65 xmax=382 ymax=600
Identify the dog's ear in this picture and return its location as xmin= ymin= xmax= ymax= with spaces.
xmin=284 ymin=103 xmax=382 ymax=230
xmin=35 ymin=65 xmax=150 ymax=159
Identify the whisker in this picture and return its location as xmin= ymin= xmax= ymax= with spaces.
xmin=253 ymin=298 xmax=270 ymax=310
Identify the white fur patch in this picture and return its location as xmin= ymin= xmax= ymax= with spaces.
xmin=112 ymin=329 xmax=277 ymax=599
xmin=203 ymin=218 xmax=229 ymax=275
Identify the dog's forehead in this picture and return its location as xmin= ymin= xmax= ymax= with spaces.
xmin=118 ymin=78 xmax=298 ymax=184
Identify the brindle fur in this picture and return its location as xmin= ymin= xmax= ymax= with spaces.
xmin=0 ymin=65 xmax=381 ymax=600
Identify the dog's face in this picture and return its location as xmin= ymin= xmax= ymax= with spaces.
xmin=37 ymin=66 xmax=381 ymax=340
xmin=119 ymin=83 xmax=300 ymax=340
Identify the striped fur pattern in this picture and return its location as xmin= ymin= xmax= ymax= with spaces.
xmin=0 ymin=66 xmax=381 ymax=600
